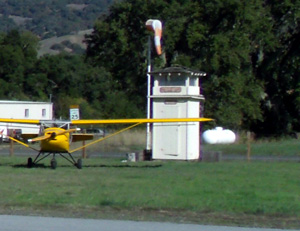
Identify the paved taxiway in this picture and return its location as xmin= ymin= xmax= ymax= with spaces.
xmin=0 ymin=215 xmax=298 ymax=231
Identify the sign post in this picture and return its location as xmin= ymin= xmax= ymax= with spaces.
xmin=70 ymin=105 xmax=80 ymax=120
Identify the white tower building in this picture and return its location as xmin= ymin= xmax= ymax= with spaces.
xmin=149 ymin=66 xmax=206 ymax=160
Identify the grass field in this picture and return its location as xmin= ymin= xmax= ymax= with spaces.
xmin=0 ymin=155 xmax=299 ymax=229
xmin=203 ymin=137 xmax=300 ymax=157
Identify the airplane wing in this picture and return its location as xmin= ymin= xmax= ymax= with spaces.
xmin=71 ymin=117 xmax=213 ymax=125
xmin=0 ymin=118 xmax=41 ymax=124
xmin=0 ymin=117 xmax=212 ymax=125
xmin=72 ymin=133 xmax=94 ymax=142
xmin=0 ymin=117 xmax=212 ymax=143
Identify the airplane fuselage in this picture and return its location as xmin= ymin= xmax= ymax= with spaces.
xmin=40 ymin=127 xmax=70 ymax=152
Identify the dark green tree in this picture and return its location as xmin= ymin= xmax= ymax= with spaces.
xmin=252 ymin=1 xmax=300 ymax=135
xmin=85 ymin=0 xmax=268 ymax=130
xmin=0 ymin=30 xmax=38 ymax=99
xmin=29 ymin=53 xmax=120 ymax=119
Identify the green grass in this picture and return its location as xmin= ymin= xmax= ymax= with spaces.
xmin=203 ymin=138 xmax=300 ymax=156
xmin=0 ymin=156 xmax=299 ymax=228
xmin=0 ymin=137 xmax=299 ymax=228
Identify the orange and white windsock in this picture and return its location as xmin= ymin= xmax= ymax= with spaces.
xmin=146 ymin=19 xmax=162 ymax=55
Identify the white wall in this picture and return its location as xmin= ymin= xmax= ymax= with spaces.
xmin=0 ymin=100 xmax=53 ymax=135
xmin=152 ymin=99 xmax=200 ymax=160
xmin=0 ymin=100 xmax=53 ymax=120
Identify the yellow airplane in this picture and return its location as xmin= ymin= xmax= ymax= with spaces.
xmin=0 ymin=117 xmax=212 ymax=169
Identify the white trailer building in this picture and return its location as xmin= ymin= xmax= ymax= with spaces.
xmin=0 ymin=100 xmax=53 ymax=140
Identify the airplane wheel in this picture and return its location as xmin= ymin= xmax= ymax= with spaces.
xmin=27 ymin=158 xmax=33 ymax=168
xmin=50 ymin=159 xmax=57 ymax=169
xmin=76 ymin=158 xmax=82 ymax=169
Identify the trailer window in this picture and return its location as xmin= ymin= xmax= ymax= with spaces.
xmin=25 ymin=109 xmax=29 ymax=118
xmin=42 ymin=109 xmax=46 ymax=117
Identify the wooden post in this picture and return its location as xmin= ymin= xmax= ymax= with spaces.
xmin=9 ymin=130 xmax=14 ymax=157
xmin=82 ymin=129 xmax=86 ymax=159
xmin=82 ymin=140 xmax=86 ymax=159
xmin=247 ymin=131 xmax=251 ymax=162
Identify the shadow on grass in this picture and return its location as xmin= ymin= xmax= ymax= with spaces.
xmin=12 ymin=163 xmax=49 ymax=169
xmin=83 ymin=164 xmax=163 ymax=168
xmin=10 ymin=163 xmax=162 ymax=169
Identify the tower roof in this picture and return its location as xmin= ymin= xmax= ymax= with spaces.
xmin=149 ymin=66 xmax=206 ymax=77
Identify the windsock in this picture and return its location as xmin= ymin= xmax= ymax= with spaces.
xmin=146 ymin=19 xmax=162 ymax=55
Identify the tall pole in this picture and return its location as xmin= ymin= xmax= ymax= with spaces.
xmin=145 ymin=19 xmax=162 ymax=152
xmin=146 ymin=36 xmax=152 ymax=151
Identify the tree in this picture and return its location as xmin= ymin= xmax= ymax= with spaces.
xmin=29 ymin=53 xmax=119 ymax=119
xmin=188 ymin=0 xmax=272 ymax=130
xmin=0 ymin=30 xmax=38 ymax=99
xmin=2 ymin=1 xmax=300 ymax=136
xmin=252 ymin=1 xmax=300 ymax=135
xmin=85 ymin=0 xmax=267 ymax=130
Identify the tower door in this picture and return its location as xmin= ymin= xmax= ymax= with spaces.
xmin=153 ymin=103 xmax=185 ymax=159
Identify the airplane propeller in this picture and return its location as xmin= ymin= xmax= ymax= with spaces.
xmin=28 ymin=129 xmax=77 ymax=142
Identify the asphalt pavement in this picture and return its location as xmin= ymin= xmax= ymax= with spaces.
xmin=0 ymin=215 xmax=298 ymax=231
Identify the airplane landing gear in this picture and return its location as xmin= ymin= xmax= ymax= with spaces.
xmin=76 ymin=158 xmax=82 ymax=169
xmin=50 ymin=158 xmax=57 ymax=169
xmin=27 ymin=157 xmax=33 ymax=168
xmin=26 ymin=152 xmax=82 ymax=169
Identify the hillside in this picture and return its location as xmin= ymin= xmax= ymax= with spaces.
xmin=38 ymin=29 xmax=93 ymax=57
xmin=0 ymin=0 xmax=113 ymax=39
